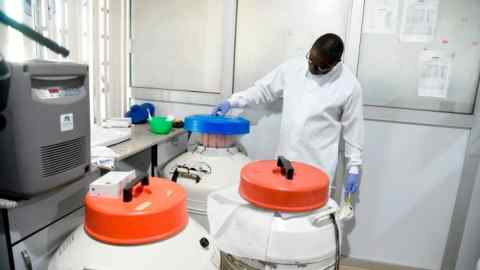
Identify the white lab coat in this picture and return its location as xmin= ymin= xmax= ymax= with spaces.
xmin=228 ymin=57 xmax=364 ymax=183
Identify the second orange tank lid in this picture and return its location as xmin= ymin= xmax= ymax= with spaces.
xmin=84 ymin=177 xmax=188 ymax=245
xmin=239 ymin=156 xmax=329 ymax=212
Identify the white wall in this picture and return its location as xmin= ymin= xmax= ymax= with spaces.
xmin=346 ymin=121 xmax=469 ymax=269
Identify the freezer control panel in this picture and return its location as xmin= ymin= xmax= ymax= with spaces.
xmin=33 ymin=86 xmax=85 ymax=100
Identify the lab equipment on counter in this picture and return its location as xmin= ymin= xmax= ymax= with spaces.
xmin=162 ymin=114 xmax=251 ymax=230
xmin=208 ymin=157 xmax=344 ymax=270
xmin=126 ymin=103 xmax=155 ymax=124
xmin=101 ymin=117 xmax=132 ymax=128
xmin=149 ymin=116 xmax=173 ymax=134
xmin=0 ymin=61 xmax=90 ymax=199
xmin=172 ymin=119 xmax=185 ymax=128
xmin=91 ymin=146 xmax=119 ymax=170
xmin=48 ymin=175 xmax=217 ymax=270
xmin=91 ymin=125 xmax=131 ymax=147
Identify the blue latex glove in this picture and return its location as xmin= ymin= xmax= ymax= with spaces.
xmin=211 ymin=101 xmax=231 ymax=116
xmin=344 ymin=171 xmax=360 ymax=196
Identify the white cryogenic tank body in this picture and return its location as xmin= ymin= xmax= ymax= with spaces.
xmin=48 ymin=218 xmax=216 ymax=270
xmin=163 ymin=147 xmax=250 ymax=229
xmin=49 ymin=176 xmax=218 ymax=270
xmin=162 ymin=115 xmax=251 ymax=230
xmin=208 ymin=157 xmax=342 ymax=270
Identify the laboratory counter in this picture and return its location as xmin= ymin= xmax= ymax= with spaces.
xmin=110 ymin=124 xmax=187 ymax=176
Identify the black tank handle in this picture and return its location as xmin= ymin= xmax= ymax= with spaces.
xmin=277 ymin=156 xmax=294 ymax=180
xmin=123 ymin=174 xmax=149 ymax=203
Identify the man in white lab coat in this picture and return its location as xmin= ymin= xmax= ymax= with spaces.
xmin=212 ymin=33 xmax=364 ymax=197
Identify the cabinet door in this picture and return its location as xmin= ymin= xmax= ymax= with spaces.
xmin=9 ymin=170 xmax=99 ymax=244
xmin=131 ymin=0 xmax=226 ymax=93
xmin=12 ymin=208 xmax=84 ymax=270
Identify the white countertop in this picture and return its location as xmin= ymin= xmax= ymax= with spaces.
xmin=110 ymin=124 xmax=186 ymax=160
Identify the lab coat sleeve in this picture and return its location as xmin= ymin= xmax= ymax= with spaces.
xmin=341 ymin=82 xmax=365 ymax=169
xmin=228 ymin=65 xmax=285 ymax=108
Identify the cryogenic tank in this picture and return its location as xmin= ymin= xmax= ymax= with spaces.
xmin=162 ymin=115 xmax=251 ymax=230
xmin=208 ymin=157 xmax=343 ymax=270
xmin=49 ymin=175 xmax=217 ymax=270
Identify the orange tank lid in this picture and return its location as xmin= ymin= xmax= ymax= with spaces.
xmin=84 ymin=177 xmax=188 ymax=245
xmin=239 ymin=157 xmax=329 ymax=212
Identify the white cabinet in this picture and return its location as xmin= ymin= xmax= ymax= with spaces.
xmin=12 ymin=209 xmax=84 ymax=270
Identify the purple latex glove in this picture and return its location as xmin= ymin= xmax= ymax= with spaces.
xmin=211 ymin=101 xmax=231 ymax=116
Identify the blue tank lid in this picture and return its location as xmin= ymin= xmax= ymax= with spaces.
xmin=184 ymin=115 xmax=250 ymax=135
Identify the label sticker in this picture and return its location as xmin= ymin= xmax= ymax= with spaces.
xmin=60 ymin=113 xmax=74 ymax=132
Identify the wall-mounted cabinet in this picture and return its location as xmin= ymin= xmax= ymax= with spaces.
xmin=131 ymin=0 xmax=227 ymax=93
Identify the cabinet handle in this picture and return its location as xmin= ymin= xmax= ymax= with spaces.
xmin=21 ymin=250 xmax=33 ymax=270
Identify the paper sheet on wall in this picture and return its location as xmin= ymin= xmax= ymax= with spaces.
xmin=363 ymin=0 xmax=399 ymax=34
xmin=400 ymin=0 xmax=439 ymax=43
xmin=418 ymin=50 xmax=454 ymax=98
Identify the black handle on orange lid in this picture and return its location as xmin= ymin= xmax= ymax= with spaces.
xmin=123 ymin=172 xmax=149 ymax=202
xmin=171 ymin=168 xmax=179 ymax=183
xmin=277 ymin=156 xmax=294 ymax=180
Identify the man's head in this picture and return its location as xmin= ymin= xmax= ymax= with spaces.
xmin=307 ymin=33 xmax=344 ymax=75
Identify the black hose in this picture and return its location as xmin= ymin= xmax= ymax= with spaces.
xmin=330 ymin=213 xmax=341 ymax=270
xmin=0 ymin=10 xmax=69 ymax=57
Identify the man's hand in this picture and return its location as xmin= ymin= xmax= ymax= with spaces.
xmin=211 ymin=101 xmax=231 ymax=116
xmin=344 ymin=166 xmax=360 ymax=197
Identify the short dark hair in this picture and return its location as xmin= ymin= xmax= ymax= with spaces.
xmin=311 ymin=33 xmax=344 ymax=64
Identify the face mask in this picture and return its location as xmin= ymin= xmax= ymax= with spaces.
xmin=306 ymin=52 xmax=336 ymax=75
xmin=309 ymin=65 xmax=332 ymax=75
